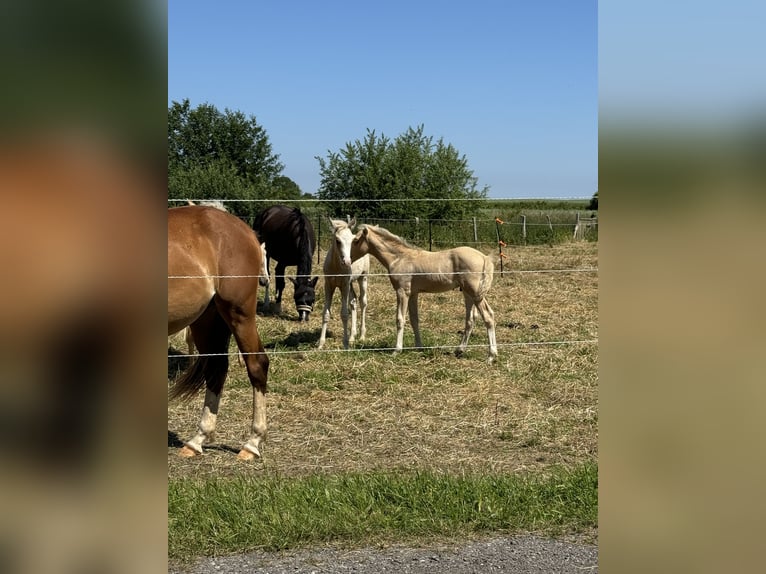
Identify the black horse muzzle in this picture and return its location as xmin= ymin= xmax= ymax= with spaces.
xmin=297 ymin=304 xmax=313 ymax=322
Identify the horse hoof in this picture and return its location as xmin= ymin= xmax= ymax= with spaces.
xmin=237 ymin=448 xmax=259 ymax=461
xmin=178 ymin=445 xmax=200 ymax=458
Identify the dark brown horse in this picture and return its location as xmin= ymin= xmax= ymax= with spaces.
xmin=253 ymin=205 xmax=317 ymax=322
xmin=168 ymin=205 xmax=269 ymax=459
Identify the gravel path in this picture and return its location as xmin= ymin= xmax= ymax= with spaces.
xmin=170 ymin=535 xmax=597 ymax=574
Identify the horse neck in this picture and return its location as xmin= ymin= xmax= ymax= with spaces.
xmin=366 ymin=230 xmax=412 ymax=270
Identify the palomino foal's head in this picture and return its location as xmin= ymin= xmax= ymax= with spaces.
xmin=331 ymin=217 xmax=356 ymax=268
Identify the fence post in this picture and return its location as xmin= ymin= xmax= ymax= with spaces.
xmin=574 ymin=212 xmax=581 ymax=240
xmin=317 ymin=213 xmax=322 ymax=263
xmin=521 ymin=215 xmax=527 ymax=244
xmin=495 ymin=217 xmax=504 ymax=276
xmin=473 ymin=217 xmax=478 ymax=244
xmin=428 ymin=220 xmax=433 ymax=251
xmin=546 ymin=215 xmax=553 ymax=231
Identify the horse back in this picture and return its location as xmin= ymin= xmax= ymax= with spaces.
xmin=169 ymin=206 xmax=264 ymax=328
xmin=253 ymin=205 xmax=315 ymax=266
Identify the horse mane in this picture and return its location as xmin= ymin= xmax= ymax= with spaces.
xmin=360 ymin=224 xmax=419 ymax=251
xmin=329 ymin=218 xmax=351 ymax=231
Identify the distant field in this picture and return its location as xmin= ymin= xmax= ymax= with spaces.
xmin=168 ymin=240 xmax=597 ymax=561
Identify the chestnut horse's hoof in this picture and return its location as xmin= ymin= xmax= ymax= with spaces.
xmin=237 ymin=447 xmax=259 ymax=461
xmin=178 ymin=445 xmax=201 ymax=457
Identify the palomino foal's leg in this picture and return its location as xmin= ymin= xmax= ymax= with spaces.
xmin=474 ymin=298 xmax=498 ymax=364
xmin=394 ymin=288 xmax=409 ymax=354
xmin=317 ymin=281 xmax=334 ymax=349
xmin=340 ymin=281 xmax=352 ymax=348
xmin=348 ymin=284 xmax=358 ymax=346
xmin=408 ymin=292 xmax=423 ymax=348
xmin=357 ymin=277 xmax=368 ymax=342
xmin=456 ymin=295 xmax=476 ymax=358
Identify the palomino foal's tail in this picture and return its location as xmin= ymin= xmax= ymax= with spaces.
xmin=169 ymin=354 xmax=228 ymax=402
xmin=477 ymin=254 xmax=495 ymax=301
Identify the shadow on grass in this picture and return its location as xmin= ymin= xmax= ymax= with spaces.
xmin=168 ymin=430 xmax=239 ymax=455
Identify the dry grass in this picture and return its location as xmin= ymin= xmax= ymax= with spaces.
xmin=168 ymin=241 xmax=597 ymax=479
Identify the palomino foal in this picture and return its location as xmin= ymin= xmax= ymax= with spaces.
xmin=351 ymin=224 xmax=498 ymax=364
xmin=318 ymin=218 xmax=369 ymax=349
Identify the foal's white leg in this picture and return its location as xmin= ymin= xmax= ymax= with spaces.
xmin=455 ymin=296 xmax=475 ymax=358
xmin=348 ymin=283 xmax=358 ymax=346
xmin=357 ymin=276 xmax=368 ymax=342
xmin=180 ymin=388 xmax=220 ymax=456
xmin=474 ymin=299 xmax=498 ymax=364
xmin=317 ymin=282 xmax=334 ymax=349
xmin=340 ymin=281 xmax=351 ymax=349
xmin=394 ymin=288 xmax=409 ymax=354
xmin=408 ymin=292 xmax=423 ymax=348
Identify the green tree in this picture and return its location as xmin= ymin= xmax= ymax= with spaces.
xmin=316 ymin=125 xmax=488 ymax=220
xmin=271 ymin=175 xmax=302 ymax=200
xmin=168 ymin=99 xmax=286 ymax=219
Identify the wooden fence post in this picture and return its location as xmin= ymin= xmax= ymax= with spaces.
xmin=317 ymin=213 xmax=322 ymax=263
xmin=428 ymin=220 xmax=433 ymax=251
xmin=495 ymin=217 xmax=504 ymax=276
xmin=473 ymin=217 xmax=478 ymax=244
xmin=521 ymin=215 xmax=527 ymax=244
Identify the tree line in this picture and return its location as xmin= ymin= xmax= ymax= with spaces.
xmin=168 ymin=100 xmax=493 ymax=222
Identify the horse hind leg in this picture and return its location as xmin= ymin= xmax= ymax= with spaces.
xmin=474 ymin=298 xmax=498 ymax=364
xmin=455 ymin=295 xmax=476 ymax=358
xmin=175 ymin=306 xmax=231 ymax=457
xmin=215 ymin=297 xmax=270 ymax=460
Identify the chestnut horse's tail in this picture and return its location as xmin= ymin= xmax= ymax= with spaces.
xmin=477 ymin=253 xmax=495 ymax=301
xmin=169 ymin=354 xmax=228 ymax=402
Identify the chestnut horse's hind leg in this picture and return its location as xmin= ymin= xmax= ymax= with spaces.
xmin=180 ymin=306 xmax=231 ymax=457
xmin=215 ymin=298 xmax=269 ymax=460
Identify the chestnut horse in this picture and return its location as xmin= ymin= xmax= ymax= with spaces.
xmin=168 ymin=205 xmax=269 ymax=459
xmin=351 ymin=224 xmax=498 ymax=364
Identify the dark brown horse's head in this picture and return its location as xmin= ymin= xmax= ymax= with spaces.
xmin=290 ymin=275 xmax=319 ymax=322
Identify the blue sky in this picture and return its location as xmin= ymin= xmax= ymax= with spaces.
xmin=168 ymin=0 xmax=597 ymax=199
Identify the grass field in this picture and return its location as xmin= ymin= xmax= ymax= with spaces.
xmin=168 ymin=240 xmax=597 ymax=561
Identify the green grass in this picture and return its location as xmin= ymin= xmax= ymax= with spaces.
xmin=168 ymin=461 xmax=597 ymax=561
